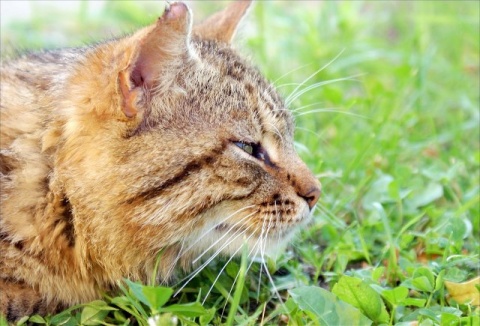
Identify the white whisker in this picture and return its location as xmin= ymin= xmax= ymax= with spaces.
xmin=286 ymin=75 xmax=362 ymax=106
xmin=295 ymin=127 xmax=323 ymax=140
xmin=272 ymin=63 xmax=313 ymax=86
xmin=285 ymin=49 xmax=345 ymax=105
xmin=217 ymin=231 xmax=263 ymax=314
xmin=174 ymin=216 xmax=254 ymax=296
xmin=192 ymin=211 xmax=257 ymax=264
xmin=259 ymin=214 xmax=289 ymax=316
xmin=170 ymin=205 xmax=256 ymax=269
xmin=274 ymin=82 xmax=303 ymax=89
xmin=266 ymin=122 xmax=284 ymax=143
xmin=201 ymin=227 xmax=258 ymax=304
xmin=290 ymin=101 xmax=326 ymax=113
xmin=296 ymin=108 xmax=370 ymax=119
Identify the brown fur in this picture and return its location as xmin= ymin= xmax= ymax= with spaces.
xmin=0 ymin=1 xmax=320 ymax=321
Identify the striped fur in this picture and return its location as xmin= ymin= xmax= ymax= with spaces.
xmin=0 ymin=1 xmax=320 ymax=321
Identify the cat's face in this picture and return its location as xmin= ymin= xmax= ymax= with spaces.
xmin=122 ymin=3 xmax=320 ymax=258
xmin=60 ymin=2 xmax=320 ymax=273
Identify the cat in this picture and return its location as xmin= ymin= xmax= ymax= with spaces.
xmin=0 ymin=0 xmax=321 ymax=321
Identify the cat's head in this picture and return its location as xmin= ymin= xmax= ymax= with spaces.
xmin=59 ymin=1 xmax=320 ymax=276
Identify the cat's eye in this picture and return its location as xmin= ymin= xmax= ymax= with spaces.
xmin=233 ymin=141 xmax=269 ymax=163
xmin=234 ymin=141 xmax=254 ymax=155
xmin=235 ymin=142 xmax=254 ymax=155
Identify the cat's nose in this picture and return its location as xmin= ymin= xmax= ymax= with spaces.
xmin=299 ymin=185 xmax=321 ymax=210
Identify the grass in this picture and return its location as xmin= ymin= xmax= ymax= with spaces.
xmin=1 ymin=1 xmax=479 ymax=325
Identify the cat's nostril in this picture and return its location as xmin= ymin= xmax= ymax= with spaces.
xmin=299 ymin=186 xmax=321 ymax=210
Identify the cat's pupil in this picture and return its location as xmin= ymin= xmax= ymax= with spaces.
xmin=244 ymin=143 xmax=254 ymax=155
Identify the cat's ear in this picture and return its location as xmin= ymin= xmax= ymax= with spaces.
xmin=118 ymin=2 xmax=192 ymax=118
xmin=193 ymin=0 xmax=252 ymax=43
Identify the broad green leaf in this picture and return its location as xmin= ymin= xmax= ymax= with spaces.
xmin=381 ymin=286 xmax=409 ymax=305
xmin=161 ymin=302 xmax=209 ymax=318
xmin=199 ymin=307 xmax=216 ymax=326
xmin=289 ymin=286 xmax=372 ymax=326
xmin=402 ymin=267 xmax=436 ymax=292
xmin=124 ymin=279 xmax=172 ymax=315
xmin=124 ymin=279 xmax=150 ymax=306
xmin=444 ymin=267 xmax=469 ymax=283
xmin=80 ymin=301 xmax=111 ymax=326
xmin=411 ymin=276 xmax=435 ymax=292
xmin=16 ymin=316 xmax=30 ymax=325
xmin=418 ymin=308 xmax=440 ymax=323
xmin=332 ymin=276 xmax=389 ymax=323
xmin=49 ymin=311 xmax=72 ymax=326
xmin=59 ymin=316 xmax=80 ymax=326
xmin=29 ymin=315 xmax=47 ymax=324
xmin=403 ymin=298 xmax=427 ymax=307
xmin=441 ymin=312 xmax=461 ymax=326
xmin=142 ymin=286 xmax=173 ymax=312
xmin=110 ymin=296 xmax=145 ymax=321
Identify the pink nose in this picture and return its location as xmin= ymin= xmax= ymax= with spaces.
xmin=299 ymin=186 xmax=321 ymax=210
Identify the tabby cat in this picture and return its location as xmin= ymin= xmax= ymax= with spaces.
xmin=0 ymin=1 xmax=321 ymax=321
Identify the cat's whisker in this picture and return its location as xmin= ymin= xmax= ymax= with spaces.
xmin=295 ymin=126 xmax=323 ymax=140
xmin=191 ymin=211 xmax=257 ymax=265
xmin=219 ymin=230 xmax=258 ymax=321
xmin=201 ymin=228 xmax=258 ymax=304
xmin=262 ymin=64 xmax=313 ymax=103
xmin=171 ymin=205 xmax=256 ymax=265
xmin=290 ymin=101 xmax=326 ymax=113
xmin=164 ymin=240 xmax=186 ymax=280
xmin=222 ymin=233 xmax=262 ymax=308
xmin=266 ymin=122 xmax=284 ymax=143
xmin=256 ymin=254 xmax=264 ymax=301
xmin=296 ymin=108 xmax=370 ymax=119
xmin=285 ymin=49 xmax=345 ymax=104
xmin=215 ymin=231 xmax=263 ymax=315
xmin=164 ymin=207 xmax=253 ymax=279
xmin=274 ymin=205 xmax=282 ymax=247
xmin=271 ymin=63 xmax=312 ymax=86
xmin=252 ymin=217 xmax=269 ymax=302
xmin=273 ymin=82 xmax=303 ymax=90
xmin=264 ymin=214 xmax=274 ymax=255
xmin=174 ymin=217 xmax=254 ymax=297
xmin=259 ymin=232 xmax=288 ymax=316
xmin=286 ymin=75 xmax=362 ymax=106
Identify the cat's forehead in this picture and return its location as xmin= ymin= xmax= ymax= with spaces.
xmin=191 ymin=38 xmax=295 ymax=139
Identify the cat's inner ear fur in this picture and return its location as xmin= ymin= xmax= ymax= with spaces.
xmin=118 ymin=2 xmax=192 ymax=118
xmin=193 ymin=0 xmax=252 ymax=43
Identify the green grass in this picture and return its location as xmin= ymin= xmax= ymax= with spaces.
xmin=1 ymin=1 xmax=479 ymax=325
